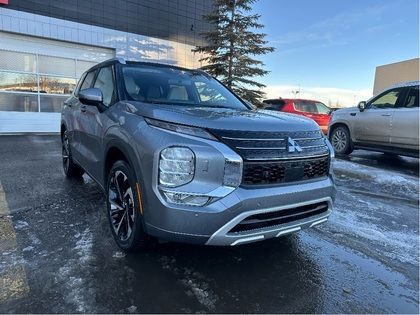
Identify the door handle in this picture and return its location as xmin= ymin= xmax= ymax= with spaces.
xmin=350 ymin=113 xmax=356 ymax=116
xmin=381 ymin=114 xmax=391 ymax=117
xmin=81 ymin=105 xmax=87 ymax=113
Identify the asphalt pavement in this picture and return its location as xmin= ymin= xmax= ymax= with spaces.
xmin=0 ymin=135 xmax=418 ymax=313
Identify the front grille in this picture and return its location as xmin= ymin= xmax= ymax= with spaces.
xmin=242 ymin=156 xmax=329 ymax=185
xmin=210 ymin=129 xmax=329 ymax=161
xmin=229 ymin=202 xmax=329 ymax=233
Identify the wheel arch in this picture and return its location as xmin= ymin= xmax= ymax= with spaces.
xmin=328 ymin=122 xmax=351 ymax=141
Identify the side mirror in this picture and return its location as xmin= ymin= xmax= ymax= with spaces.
xmin=78 ymin=88 xmax=103 ymax=106
xmin=358 ymin=101 xmax=366 ymax=112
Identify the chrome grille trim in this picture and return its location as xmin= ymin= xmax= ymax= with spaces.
xmin=245 ymin=153 xmax=329 ymax=161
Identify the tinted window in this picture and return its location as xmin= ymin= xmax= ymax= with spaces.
xmin=315 ymin=102 xmax=331 ymax=114
xmin=403 ymin=86 xmax=419 ymax=108
xmin=370 ymin=88 xmax=402 ymax=109
xmin=121 ymin=65 xmax=247 ymax=110
xmin=80 ymin=71 xmax=96 ymax=91
xmin=94 ymin=66 xmax=115 ymax=106
xmin=294 ymin=101 xmax=317 ymax=113
xmin=262 ymin=99 xmax=286 ymax=110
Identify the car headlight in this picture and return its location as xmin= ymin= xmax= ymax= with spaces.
xmin=159 ymin=147 xmax=195 ymax=187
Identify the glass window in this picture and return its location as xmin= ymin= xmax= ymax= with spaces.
xmin=40 ymin=95 xmax=68 ymax=112
xmin=80 ymin=71 xmax=96 ymax=90
xmin=403 ymin=86 xmax=419 ymax=108
xmin=0 ymin=50 xmax=36 ymax=73
xmin=94 ymin=66 xmax=115 ymax=106
xmin=76 ymin=60 xmax=97 ymax=77
xmin=370 ymin=89 xmax=402 ymax=109
xmin=38 ymin=76 xmax=76 ymax=94
xmin=121 ymin=65 xmax=247 ymax=109
xmin=294 ymin=101 xmax=317 ymax=113
xmin=315 ymin=102 xmax=331 ymax=114
xmin=0 ymin=71 xmax=37 ymax=93
xmin=0 ymin=92 xmax=38 ymax=112
xmin=38 ymin=55 xmax=76 ymax=77
xmin=262 ymin=100 xmax=286 ymax=110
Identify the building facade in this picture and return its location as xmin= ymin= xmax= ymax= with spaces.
xmin=0 ymin=0 xmax=213 ymax=133
xmin=373 ymin=58 xmax=420 ymax=95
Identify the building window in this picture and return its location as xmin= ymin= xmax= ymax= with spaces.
xmin=0 ymin=49 xmax=98 ymax=113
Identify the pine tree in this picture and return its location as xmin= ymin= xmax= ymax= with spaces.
xmin=193 ymin=0 xmax=274 ymax=104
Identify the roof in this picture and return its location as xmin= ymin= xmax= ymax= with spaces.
xmin=86 ymin=57 xmax=203 ymax=74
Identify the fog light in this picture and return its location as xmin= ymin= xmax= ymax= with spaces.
xmin=159 ymin=147 xmax=195 ymax=187
xmin=163 ymin=191 xmax=210 ymax=206
xmin=223 ymin=159 xmax=242 ymax=187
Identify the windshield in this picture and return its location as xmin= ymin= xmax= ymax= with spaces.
xmin=121 ymin=65 xmax=247 ymax=110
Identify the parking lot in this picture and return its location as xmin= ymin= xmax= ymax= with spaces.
xmin=0 ymin=135 xmax=418 ymax=313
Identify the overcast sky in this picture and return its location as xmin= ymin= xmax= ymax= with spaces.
xmin=253 ymin=0 xmax=419 ymax=106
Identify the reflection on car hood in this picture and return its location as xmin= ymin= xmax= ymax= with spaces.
xmin=127 ymin=102 xmax=320 ymax=132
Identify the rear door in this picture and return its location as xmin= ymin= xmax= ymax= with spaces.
xmin=391 ymin=86 xmax=419 ymax=151
xmin=353 ymin=88 xmax=404 ymax=145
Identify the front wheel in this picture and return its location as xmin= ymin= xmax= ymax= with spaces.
xmin=330 ymin=126 xmax=353 ymax=155
xmin=106 ymin=160 xmax=150 ymax=251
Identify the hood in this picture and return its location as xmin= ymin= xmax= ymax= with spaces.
xmin=125 ymin=102 xmax=320 ymax=132
xmin=333 ymin=107 xmax=358 ymax=115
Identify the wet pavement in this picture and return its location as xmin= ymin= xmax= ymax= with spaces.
xmin=0 ymin=135 xmax=418 ymax=313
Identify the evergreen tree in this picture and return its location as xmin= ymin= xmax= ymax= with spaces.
xmin=193 ymin=0 xmax=274 ymax=104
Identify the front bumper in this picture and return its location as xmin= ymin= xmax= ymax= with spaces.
xmin=145 ymin=176 xmax=335 ymax=246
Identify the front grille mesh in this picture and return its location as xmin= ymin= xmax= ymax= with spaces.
xmin=242 ymin=156 xmax=329 ymax=185
xmin=210 ymin=129 xmax=329 ymax=160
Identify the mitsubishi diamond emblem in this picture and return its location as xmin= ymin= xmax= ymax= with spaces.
xmin=287 ymin=137 xmax=303 ymax=153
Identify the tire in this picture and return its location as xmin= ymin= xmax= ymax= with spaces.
xmin=106 ymin=160 xmax=150 ymax=252
xmin=62 ymin=130 xmax=84 ymax=178
xmin=330 ymin=126 xmax=353 ymax=155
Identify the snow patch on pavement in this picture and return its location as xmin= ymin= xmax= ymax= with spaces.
xmin=330 ymin=195 xmax=418 ymax=266
xmin=55 ymin=228 xmax=95 ymax=313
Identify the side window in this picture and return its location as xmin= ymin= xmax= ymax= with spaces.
xmin=370 ymin=88 xmax=402 ymax=109
xmin=79 ymin=71 xmax=96 ymax=91
xmin=93 ymin=66 xmax=115 ymax=106
xmin=294 ymin=102 xmax=317 ymax=113
xmin=403 ymin=86 xmax=419 ymax=108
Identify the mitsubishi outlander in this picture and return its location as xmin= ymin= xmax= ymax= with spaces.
xmin=61 ymin=58 xmax=335 ymax=251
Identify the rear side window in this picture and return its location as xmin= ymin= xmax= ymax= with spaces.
xmin=403 ymin=86 xmax=419 ymax=108
xmin=80 ymin=71 xmax=96 ymax=91
xmin=294 ymin=101 xmax=317 ymax=113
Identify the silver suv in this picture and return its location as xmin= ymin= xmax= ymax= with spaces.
xmin=61 ymin=58 xmax=335 ymax=251
xmin=329 ymin=81 xmax=419 ymax=157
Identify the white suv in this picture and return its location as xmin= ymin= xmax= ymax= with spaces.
xmin=328 ymin=81 xmax=419 ymax=157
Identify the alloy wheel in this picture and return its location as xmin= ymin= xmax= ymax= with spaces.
xmin=108 ymin=170 xmax=135 ymax=242
xmin=62 ymin=131 xmax=70 ymax=171
xmin=332 ymin=129 xmax=347 ymax=152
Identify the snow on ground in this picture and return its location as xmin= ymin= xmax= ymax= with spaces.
xmin=55 ymin=228 xmax=95 ymax=313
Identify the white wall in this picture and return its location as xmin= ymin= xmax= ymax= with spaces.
xmin=0 ymin=112 xmax=60 ymax=133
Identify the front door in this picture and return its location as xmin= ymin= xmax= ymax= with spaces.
xmin=78 ymin=65 xmax=116 ymax=181
xmin=353 ymin=88 xmax=404 ymax=145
